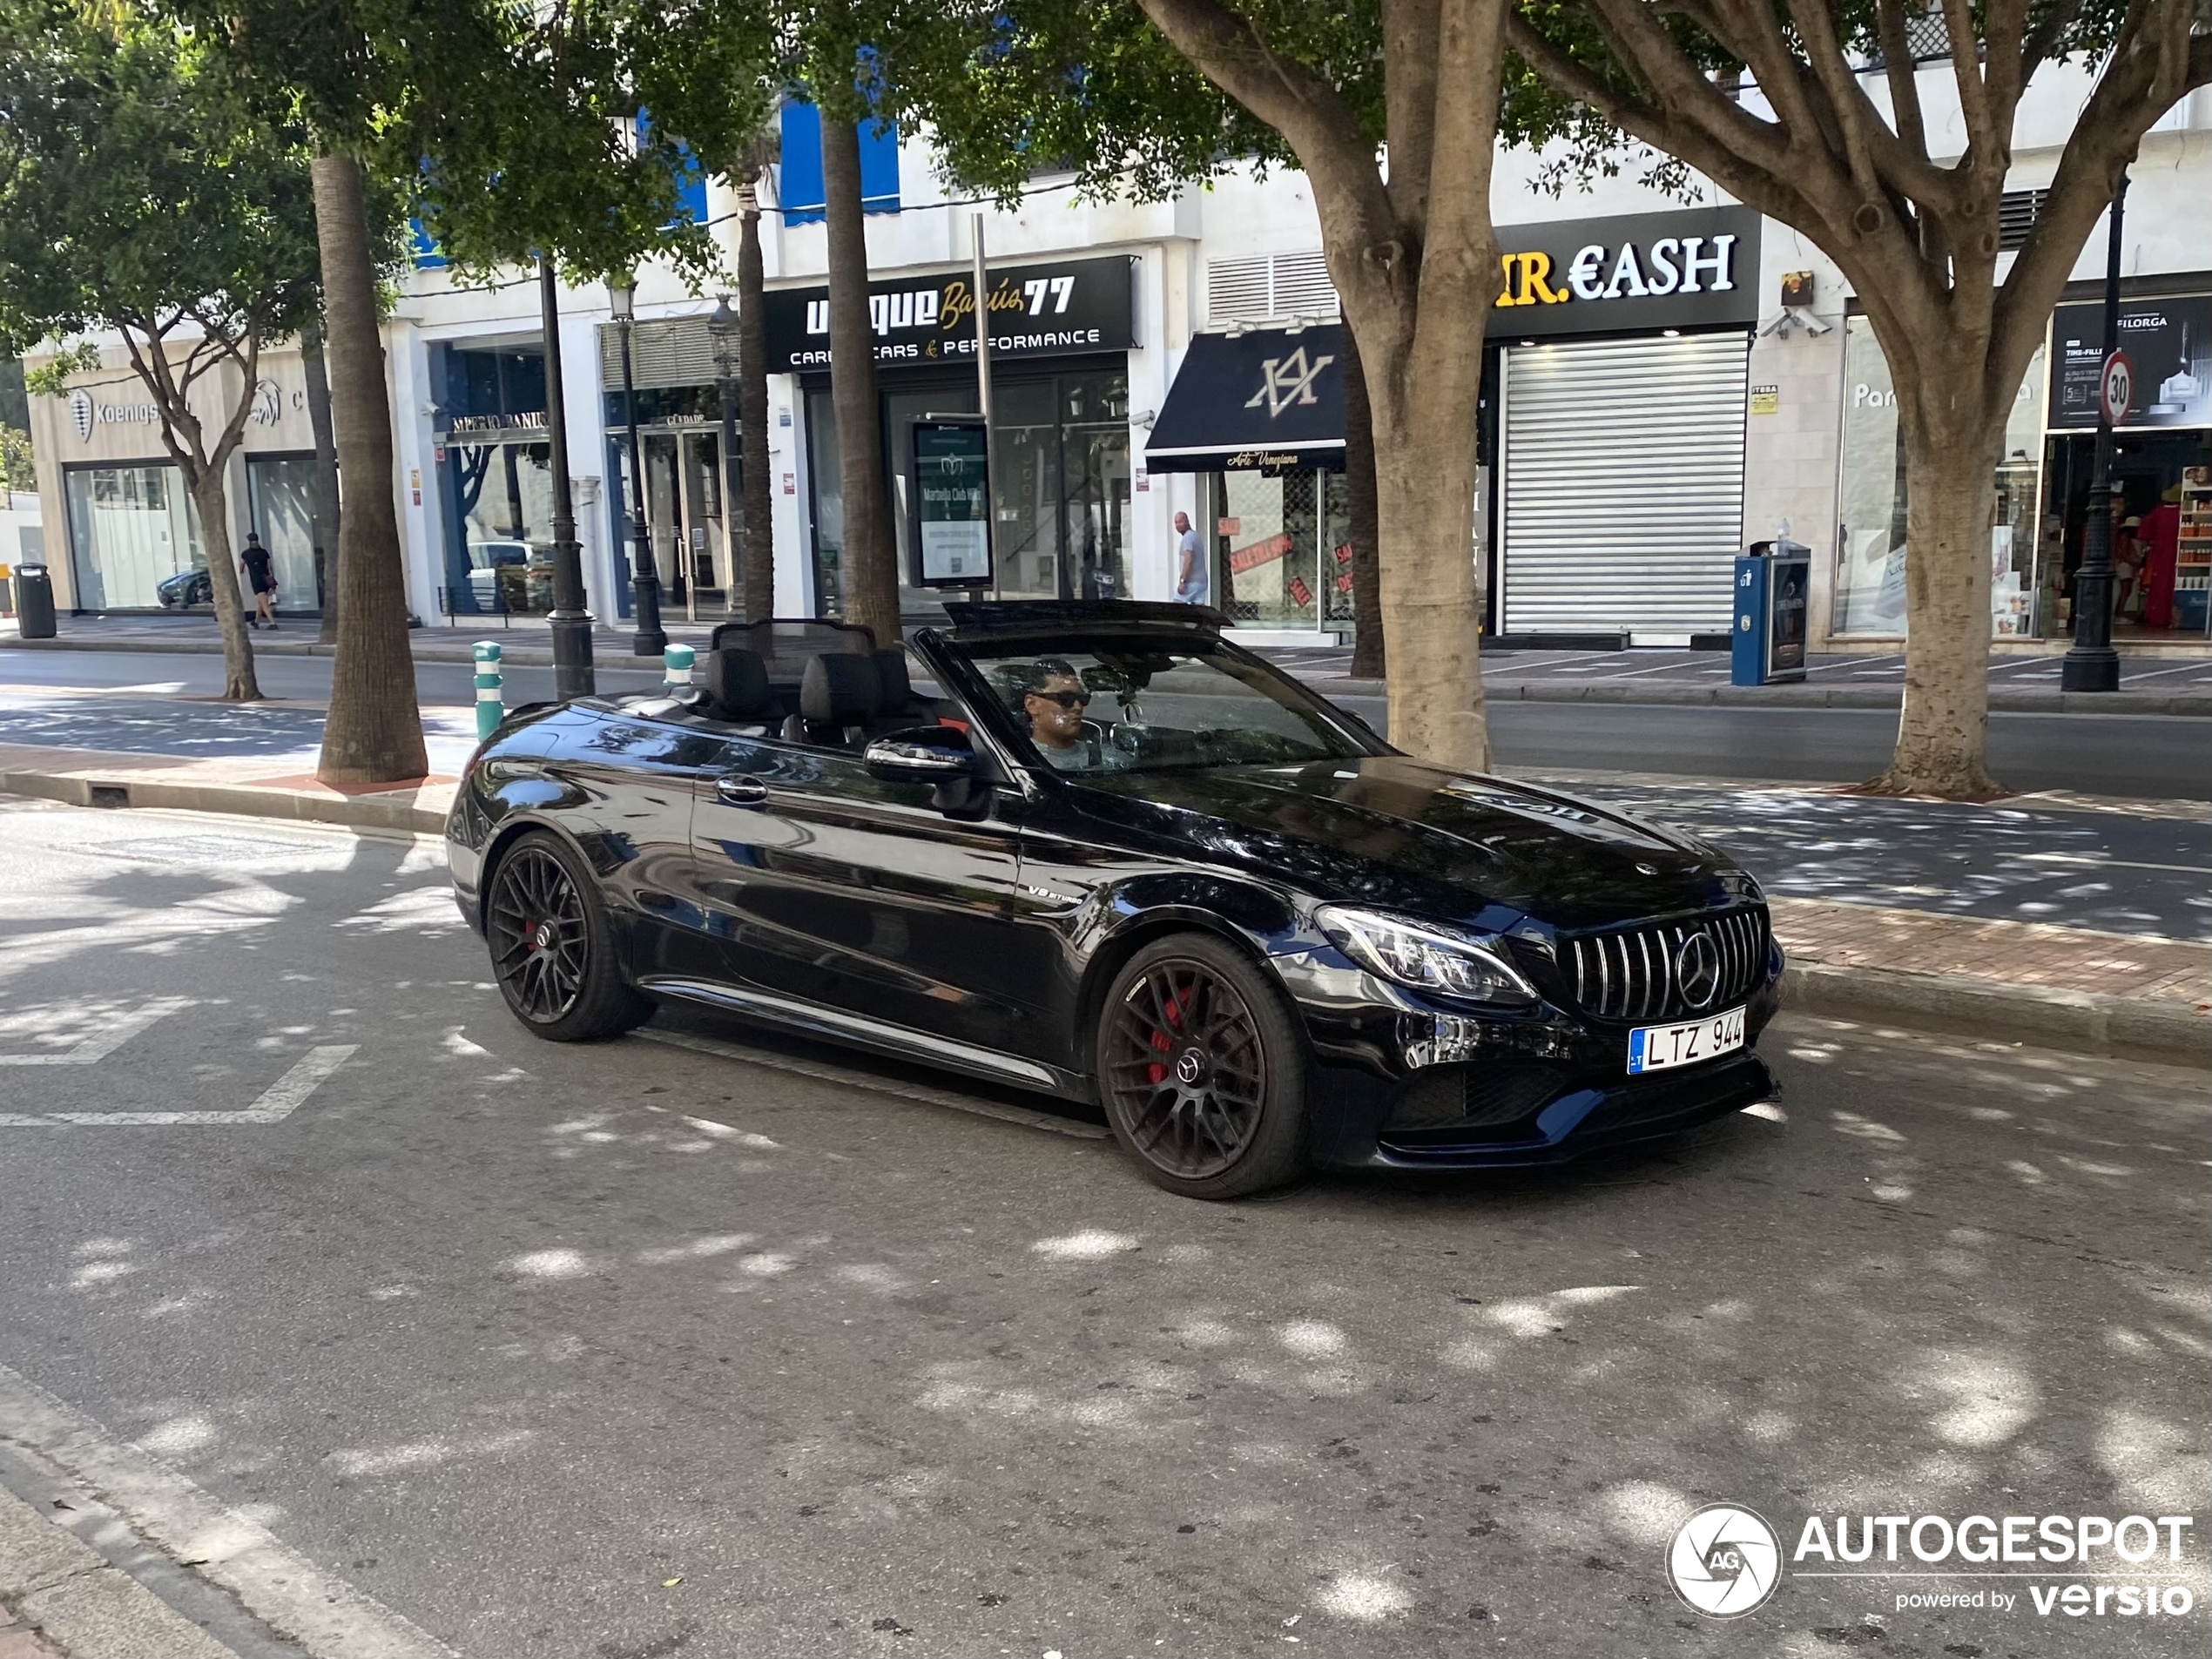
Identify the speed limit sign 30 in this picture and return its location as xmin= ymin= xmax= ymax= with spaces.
xmin=2101 ymin=348 xmax=2134 ymax=426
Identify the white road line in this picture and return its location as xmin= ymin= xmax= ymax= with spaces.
xmin=0 ymin=998 xmax=191 ymax=1067
xmin=0 ymin=1045 xmax=356 ymax=1127
xmin=2119 ymin=658 xmax=2212 ymax=683
xmin=0 ymin=1362 xmax=459 ymax=1659
xmin=635 ymin=1028 xmax=1112 ymax=1139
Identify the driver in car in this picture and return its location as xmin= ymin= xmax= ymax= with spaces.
xmin=1022 ymin=663 xmax=1121 ymax=773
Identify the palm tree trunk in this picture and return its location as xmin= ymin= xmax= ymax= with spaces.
xmin=302 ymin=323 xmax=342 ymax=645
xmin=1339 ymin=322 xmax=1386 ymax=680
xmin=738 ymin=185 xmax=775 ymax=624
xmin=310 ymin=152 xmax=427 ymax=785
xmin=819 ymin=112 xmax=898 ymax=644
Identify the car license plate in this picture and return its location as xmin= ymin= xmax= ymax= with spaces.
xmin=1627 ymin=1006 xmax=1745 ymax=1075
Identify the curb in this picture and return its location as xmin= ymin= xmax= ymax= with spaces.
xmin=1304 ymin=674 xmax=2210 ymax=717
xmin=0 ymin=765 xmax=445 ymax=836
xmin=1 ymin=1487 xmax=243 ymax=1659
xmin=13 ymin=636 xmax=2211 ymax=712
xmin=1781 ymin=961 xmax=2209 ymax=1067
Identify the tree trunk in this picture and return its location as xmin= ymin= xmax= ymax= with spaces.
xmin=302 ymin=323 xmax=342 ymax=646
xmin=1360 ymin=324 xmax=1489 ymax=771
xmin=187 ymin=468 xmax=261 ymax=701
xmin=311 ymin=152 xmax=428 ymax=786
xmin=1866 ymin=414 xmax=2006 ymax=799
xmin=738 ymin=193 xmax=775 ymax=624
xmin=819 ymin=112 xmax=898 ymax=644
xmin=1339 ymin=321 xmax=1386 ymax=680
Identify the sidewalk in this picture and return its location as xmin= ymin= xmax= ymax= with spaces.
xmin=1 ymin=1487 xmax=246 ymax=1659
xmin=0 ymin=719 xmax=2201 ymax=1062
xmin=9 ymin=613 xmax=2211 ymax=713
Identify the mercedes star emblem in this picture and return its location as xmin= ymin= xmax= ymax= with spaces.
xmin=1674 ymin=932 xmax=1723 ymax=1009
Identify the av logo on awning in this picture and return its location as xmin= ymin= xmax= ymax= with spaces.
xmin=1245 ymin=346 xmax=1336 ymax=418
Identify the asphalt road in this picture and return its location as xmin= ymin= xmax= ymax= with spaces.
xmin=0 ymin=800 xmax=2204 ymax=1659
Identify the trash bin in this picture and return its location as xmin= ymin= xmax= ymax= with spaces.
xmin=1731 ymin=540 xmax=1809 ymax=686
xmin=10 ymin=562 xmax=56 ymax=639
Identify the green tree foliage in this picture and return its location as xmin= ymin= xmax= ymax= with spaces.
xmin=0 ymin=1 xmax=328 ymax=696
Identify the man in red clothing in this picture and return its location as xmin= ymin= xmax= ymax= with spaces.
xmin=2137 ymin=485 xmax=2182 ymax=630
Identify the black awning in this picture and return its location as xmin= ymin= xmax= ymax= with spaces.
xmin=1145 ymin=324 xmax=1345 ymax=474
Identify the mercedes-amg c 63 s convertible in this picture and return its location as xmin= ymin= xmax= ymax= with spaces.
xmin=448 ymin=602 xmax=1781 ymax=1197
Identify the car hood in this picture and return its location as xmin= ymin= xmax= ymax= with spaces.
xmin=1074 ymin=754 xmax=1743 ymax=932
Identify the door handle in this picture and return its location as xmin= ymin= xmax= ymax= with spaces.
xmin=714 ymin=774 xmax=769 ymax=806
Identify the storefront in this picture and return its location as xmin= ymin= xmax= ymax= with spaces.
xmin=1831 ymin=285 xmax=2209 ymax=641
xmin=1488 ymin=206 xmax=1761 ymax=643
xmin=764 ymin=255 xmax=1137 ymax=624
xmin=432 ymin=341 xmax=558 ymax=617
xmin=1143 ymin=323 xmax=1352 ymax=635
xmin=29 ymin=349 xmax=324 ymax=614
xmin=595 ymin=314 xmax=742 ymax=623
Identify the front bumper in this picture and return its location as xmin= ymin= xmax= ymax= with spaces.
xmin=1274 ymin=947 xmax=1783 ymax=1170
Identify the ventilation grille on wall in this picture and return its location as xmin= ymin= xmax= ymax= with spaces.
xmin=598 ymin=314 xmax=720 ymax=391
xmin=1207 ymin=252 xmax=1339 ymax=326
xmin=1998 ymin=188 xmax=2047 ymax=253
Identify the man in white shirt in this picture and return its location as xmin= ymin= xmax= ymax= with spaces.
xmin=1173 ymin=511 xmax=1208 ymax=605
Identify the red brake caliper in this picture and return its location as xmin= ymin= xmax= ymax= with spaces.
xmin=1145 ymin=989 xmax=1184 ymax=1084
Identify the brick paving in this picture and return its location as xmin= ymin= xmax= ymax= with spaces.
xmin=1770 ymin=896 xmax=2209 ymax=1008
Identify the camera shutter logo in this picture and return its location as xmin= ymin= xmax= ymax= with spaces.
xmin=69 ymin=388 xmax=95 ymax=442
xmin=1675 ymin=931 xmax=1723 ymax=1009
xmin=1667 ymin=1503 xmax=1781 ymax=1618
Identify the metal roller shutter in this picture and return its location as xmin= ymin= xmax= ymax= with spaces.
xmin=1499 ymin=333 xmax=1749 ymax=640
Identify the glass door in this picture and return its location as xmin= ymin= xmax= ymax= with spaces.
xmin=1060 ymin=373 xmax=1130 ymax=601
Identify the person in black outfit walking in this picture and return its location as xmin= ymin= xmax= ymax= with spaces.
xmin=239 ymin=531 xmax=278 ymax=631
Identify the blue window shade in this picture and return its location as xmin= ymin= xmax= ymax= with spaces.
xmin=637 ymin=113 xmax=710 ymax=230
xmin=778 ymin=99 xmax=900 ymax=225
xmin=408 ymin=217 xmax=446 ymax=270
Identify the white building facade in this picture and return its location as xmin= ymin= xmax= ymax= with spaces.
xmin=22 ymin=63 xmax=2210 ymax=649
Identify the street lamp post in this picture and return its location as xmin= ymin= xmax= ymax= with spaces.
xmin=709 ymin=295 xmax=744 ymax=621
xmin=2060 ymin=176 xmax=2128 ymax=693
xmin=539 ymin=257 xmax=595 ymax=698
xmin=609 ymin=278 xmax=666 ymax=656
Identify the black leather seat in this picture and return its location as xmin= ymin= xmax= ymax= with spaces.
xmin=867 ymin=649 xmax=928 ymax=732
xmin=703 ymin=648 xmax=774 ymax=725
xmin=782 ymin=652 xmax=881 ymax=747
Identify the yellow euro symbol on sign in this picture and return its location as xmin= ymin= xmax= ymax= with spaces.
xmin=1496 ymin=250 xmax=1571 ymax=308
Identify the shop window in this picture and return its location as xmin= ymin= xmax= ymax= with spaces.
xmin=64 ymin=462 xmax=199 ymax=610
xmin=1215 ymin=470 xmax=1345 ymax=630
xmin=1833 ymin=315 xmax=2045 ymax=637
xmin=246 ymin=456 xmax=322 ymax=610
xmin=777 ymin=100 xmax=900 ymax=226
xmin=448 ymin=441 xmax=556 ymax=615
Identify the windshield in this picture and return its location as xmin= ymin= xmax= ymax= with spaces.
xmin=950 ymin=637 xmax=1377 ymax=774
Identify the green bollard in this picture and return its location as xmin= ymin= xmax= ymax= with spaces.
xmin=664 ymin=644 xmax=696 ymax=691
xmin=474 ymin=641 xmax=504 ymax=740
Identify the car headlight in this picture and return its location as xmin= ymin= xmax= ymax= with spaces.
xmin=1315 ymin=905 xmax=1538 ymax=1006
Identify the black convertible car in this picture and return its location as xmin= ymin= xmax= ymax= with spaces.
xmin=448 ymin=602 xmax=1779 ymax=1197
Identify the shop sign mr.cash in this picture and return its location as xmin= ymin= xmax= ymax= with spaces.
xmin=1487 ymin=206 xmax=1764 ymax=341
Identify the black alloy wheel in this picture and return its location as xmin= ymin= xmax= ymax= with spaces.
xmin=1097 ymin=934 xmax=1309 ymax=1198
xmin=485 ymin=831 xmax=651 ymax=1041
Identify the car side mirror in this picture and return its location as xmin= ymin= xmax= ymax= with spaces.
xmin=864 ymin=725 xmax=978 ymax=783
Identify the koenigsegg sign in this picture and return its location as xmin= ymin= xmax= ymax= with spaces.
xmin=1487 ymin=206 xmax=1763 ymax=339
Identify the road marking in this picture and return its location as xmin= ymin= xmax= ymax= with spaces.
xmin=0 ymin=1045 xmax=355 ymax=1127
xmin=635 ymin=1028 xmax=1112 ymax=1139
xmin=2018 ymin=852 xmax=2212 ymax=876
xmin=0 ymin=1362 xmax=459 ymax=1659
xmin=0 ymin=998 xmax=190 ymax=1066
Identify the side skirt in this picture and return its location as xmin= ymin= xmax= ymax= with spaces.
xmin=637 ymin=975 xmax=1088 ymax=1099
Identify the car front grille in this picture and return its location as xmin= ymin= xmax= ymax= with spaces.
xmin=1565 ymin=908 xmax=1769 ymax=1025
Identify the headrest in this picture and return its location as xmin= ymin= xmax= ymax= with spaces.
xmin=800 ymin=652 xmax=880 ymax=724
xmin=873 ymin=649 xmax=914 ymax=712
xmin=705 ymin=648 xmax=772 ymax=719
